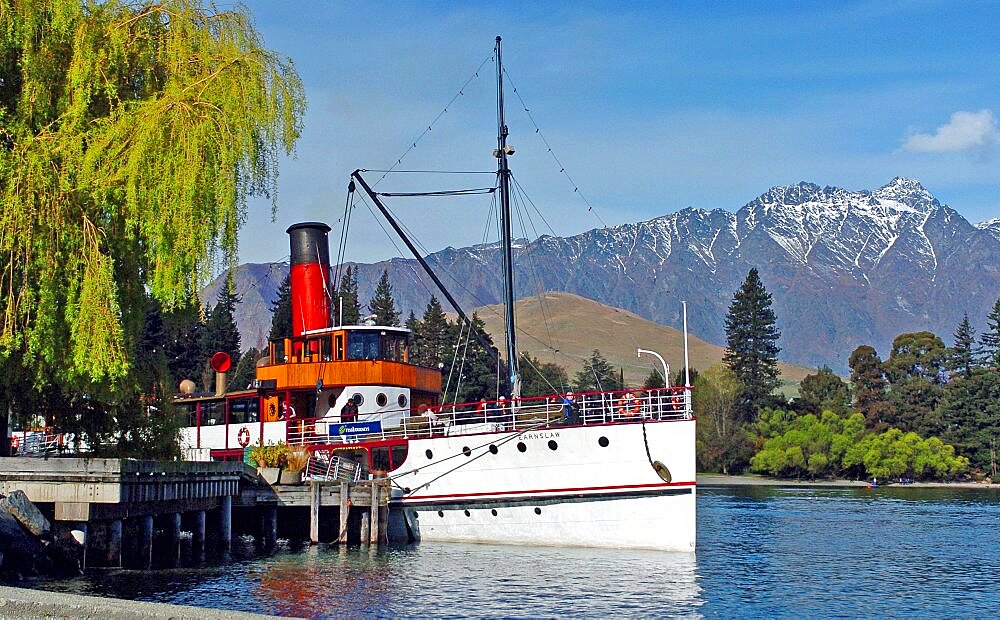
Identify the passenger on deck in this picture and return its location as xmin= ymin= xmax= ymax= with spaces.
xmin=562 ymin=392 xmax=580 ymax=425
xmin=341 ymin=398 xmax=358 ymax=423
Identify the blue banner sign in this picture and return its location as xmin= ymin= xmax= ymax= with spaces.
xmin=334 ymin=420 xmax=382 ymax=436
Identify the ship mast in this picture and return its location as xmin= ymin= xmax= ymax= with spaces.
xmin=495 ymin=36 xmax=520 ymax=400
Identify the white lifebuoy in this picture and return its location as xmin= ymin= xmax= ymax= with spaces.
xmin=237 ymin=426 xmax=251 ymax=448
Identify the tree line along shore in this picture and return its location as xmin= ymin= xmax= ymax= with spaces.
xmin=0 ymin=2 xmax=996 ymax=486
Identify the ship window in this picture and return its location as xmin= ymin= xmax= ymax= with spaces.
xmin=398 ymin=394 xmax=408 ymax=408
xmin=182 ymin=403 xmax=197 ymax=428
xmin=229 ymin=398 xmax=259 ymax=424
xmin=335 ymin=335 xmax=344 ymax=360
xmin=438 ymin=511 xmax=444 ymax=518
xmin=517 ymin=442 xmax=527 ymax=453
xmin=598 ymin=436 xmax=610 ymax=447
xmin=371 ymin=447 xmax=390 ymax=472
xmin=534 ymin=507 xmax=542 ymax=515
xmin=425 ymin=449 xmax=434 ymax=460
xmin=201 ymin=401 xmax=225 ymax=426
xmin=464 ymin=510 xmax=471 ymax=517
xmin=376 ymin=393 xmax=388 ymax=407
xmin=352 ymin=393 xmax=364 ymax=407
xmin=548 ymin=440 xmax=558 ymax=451
xmin=489 ymin=444 xmax=498 ymax=455
xmin=347 ymin=332 xmax=380 ymax=360
xmin=462 ymin=446 xmax=471 ymax=457
xmin=491 ymin=509 xmax=498 ymax=516
xmin=390 ymin=445 xmax=408 ymax=471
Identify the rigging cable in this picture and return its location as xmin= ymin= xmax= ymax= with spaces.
xmin=373 ymin=51 xmax=495 ymax=187
xmin=502 ymin=66 xmax=609 ymax=229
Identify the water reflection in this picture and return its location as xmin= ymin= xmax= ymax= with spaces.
xmin=27 ymin=486 xmax=1000 ymax=618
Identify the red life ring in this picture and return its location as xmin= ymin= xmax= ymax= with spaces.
xmin=10 ymin=435 xmax=19 ymax=450
xmin=237 ymin=426 xmax=251 ymax=448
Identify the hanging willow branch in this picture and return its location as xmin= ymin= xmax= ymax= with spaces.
xmin=0 ymin=0 xmax=305 ymax=386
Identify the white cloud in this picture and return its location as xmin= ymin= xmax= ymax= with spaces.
xmin=904 ymin=109 xmax=999 ymax=154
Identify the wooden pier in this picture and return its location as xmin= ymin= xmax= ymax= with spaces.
xmin=0 ymin=457 xmax=393 ymax=570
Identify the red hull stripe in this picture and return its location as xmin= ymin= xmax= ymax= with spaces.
xmin=402 ymin=480 xmax=696 ymax=502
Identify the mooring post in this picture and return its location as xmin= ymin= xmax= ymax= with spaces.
xmin=262 ymin=505 xmax=278 ymax=551
xmin=166 ymin=512 xmax=181 ymax=568
xmin=360 ymin=510 xmax=371 ymax=543
xmin=106 ymin=519 xmax=122 ymax=568
xmin=338 ymin=482 xmax=349 ymax=543
xmin=139 ymin=514 xmax=153 ymax=570
xmin=192 ymin=510 xmax=206 ymax=561
xmin=219 ymin=495 xmax=232 ymax=553
xmin=369 ymin=482 xmax=380 ymax=544
xmin=309 ymin=482 xmax=321 ymax=544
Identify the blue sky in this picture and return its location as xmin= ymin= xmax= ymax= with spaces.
xmin=234 ymin=1 xmax=1000 ymax=265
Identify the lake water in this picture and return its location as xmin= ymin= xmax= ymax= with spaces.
xmin=28 ymin=485 xmax=1000 ymax=617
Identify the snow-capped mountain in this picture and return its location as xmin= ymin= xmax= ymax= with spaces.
xmin=212 ymin=178 xmax=1000 ymax=372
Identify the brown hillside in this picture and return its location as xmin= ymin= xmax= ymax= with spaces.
xmin=472 ymin=292 xmax=812 ymax=388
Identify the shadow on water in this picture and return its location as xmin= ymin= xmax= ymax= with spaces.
xmin=25 ymin=486 xmax=1000 ymax=618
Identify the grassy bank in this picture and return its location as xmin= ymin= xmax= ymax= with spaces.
xmin=697 ymin=473 xmax=999 ymax=489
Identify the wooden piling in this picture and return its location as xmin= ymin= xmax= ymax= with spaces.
xmin=338 ymin=482 xmax=349 ymax=543
xmin=191 ymin=510 xmax=206 ymax=561
xmin=105 ymin=519 xmax=122 ymax=568
xmin=165 ymin=512 xmax=181 ymax=568
xmin=309 ymin=482 xmax=321 ymax=544
xmin=219 ymin=495 xmax=232 ymax=553
xmin=369 ymin=483 xmax=379 ymax=544
xmin=139 ymin=514 xmax=153 ymax=570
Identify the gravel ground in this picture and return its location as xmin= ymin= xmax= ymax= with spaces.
xmin=0 ymin=585 xmax=294 ymax=619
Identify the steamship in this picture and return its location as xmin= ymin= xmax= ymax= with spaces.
xmin=174 ymin=38 xmax=696 ymax=551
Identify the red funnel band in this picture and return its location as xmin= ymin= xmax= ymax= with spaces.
xmin=286 ymin=222 xmax=332 ymax=337
xmin=290 ymin=263 xmax=331 ymax=337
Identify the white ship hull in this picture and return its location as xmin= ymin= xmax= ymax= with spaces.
xmin=391 ymin=418 xmax=696 ymax=551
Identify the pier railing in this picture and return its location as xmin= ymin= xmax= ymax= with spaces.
xmin=286 ymin=386 xmax=692 ymax=448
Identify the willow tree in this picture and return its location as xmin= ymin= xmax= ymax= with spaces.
xmin=0 ymin=0 xmax=305 ymax=455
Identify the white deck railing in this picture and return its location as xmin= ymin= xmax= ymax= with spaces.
xmin=286 ymin=386 xmax=691 ymax=448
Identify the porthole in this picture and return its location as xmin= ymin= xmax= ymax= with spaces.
xmin=534 ymin=507 xmax=542 ymax=515
xmin=464 ymin=510 xmax=471 ymax=517
xmin=517 ymin=442 xmax=527 ymax=453
xmin=352 ymin=393 xmax=364 ymax=407
xmin=462 ymin=446 xmax=472 ymax=457
xmin=491 ymin=509 xmax=498 ymax=516
xmin=437 ymin=510 xmax=444 ymax=518
xmin=489 ymin=444 xmax=498 ymax=455
xmin=398 ymin=394 xmax=408 ymax=408
xmin=404 ymin=487 xmax=411 ymax=494
xmin=376 ymin=393 xmax=388 ymax=407
xmin=425 ymin=449 xmax=434 ymax=459
xmin=598 ymin=436 xmax=610 ymax=447
xmin=548 ymin=440 xmax=558 ymax=451
xmin=327 ymin=393 xmax=338 ymax=408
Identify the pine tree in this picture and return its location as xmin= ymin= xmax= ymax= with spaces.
xmin=849 ymin=345 xmax=894 ymax=429
xmin=723 ymin=268 xmax=781 ymax=419
xmin=643 ymin=369 xmax=665 ymax=389
xmin=404 ymin=310 xmax=421 ymax=362
xmin=231 ymin=347 xmax=263 ymax=391
xmin=949 ymin=313 xmax=977 ymax=379
xmin=368 ymin=269 xmax=401 ymax=326
xmin=202 ymin=281 xmax=242 ymax=391
xmin=164 ymin=303 xmax=207 ymax=389
xmin=336 ymin=265 xmax=361 ymax=325
xmin=452 ymin=313 xmax=504 ymax=403
xmin=573 ymin=349 xmax=619 ymax=392
xmin=978 ymin=298 xmax=1000 ymax=368
xmin=412 ymin=296 xmax=456 ymax=370
xmin=796 ymin=366 xmax=850 ymax=414
xmin=673 ymin=367 xmax=699 ymax=388
xmin=269 ymin=273 xmax=292 ymax=340
xmin=520 ymin=352 xmax=569 ymax=397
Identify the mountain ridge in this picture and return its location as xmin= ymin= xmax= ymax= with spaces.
xmin=206 ymin=178 xmax=1000 ymax=372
